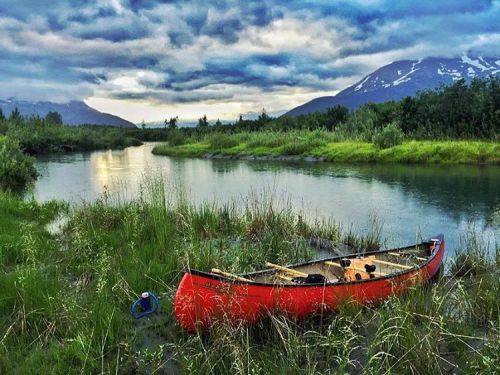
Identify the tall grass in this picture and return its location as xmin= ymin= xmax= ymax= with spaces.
xmin=0 ymin=180 xmax=498 ymax=373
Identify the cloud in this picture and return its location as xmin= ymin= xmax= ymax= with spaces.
xmin=0 ymin=0 xmax=498 ymax=119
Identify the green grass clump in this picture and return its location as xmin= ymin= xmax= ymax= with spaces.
xmin=152 ymin=142 xmax=211 ymax=157
xmin=372 ymin=122 xmax=404 ymax=149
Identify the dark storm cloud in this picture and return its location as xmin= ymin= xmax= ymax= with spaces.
xmin=0 ymin=0 xmax=498 ymax=104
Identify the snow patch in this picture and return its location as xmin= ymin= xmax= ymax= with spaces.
xmin=467 ymin=67 xmax=476 ymax=76
xmin=397 ymin=70 xmax=402 ymax=75
xmin=393 ymin=59 xmax=421 ymax=86
xmin=478 ymin=57 xmax=491 ymax=67
xmin=354 ymin=75 xmax=371 ymax=91
xmin=461 ymin=55 xmax=492 ymax=71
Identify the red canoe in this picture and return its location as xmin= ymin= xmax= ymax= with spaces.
xmin=174 ymin=235 xmax=445 ymax=332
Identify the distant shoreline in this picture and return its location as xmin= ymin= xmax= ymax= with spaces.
xmin=152 ymin=139 xmax=500 ymax=165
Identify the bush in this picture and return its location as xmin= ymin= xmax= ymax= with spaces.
xmin=373 ymin=122 xmax=403 ymax=149
xmin=0 ymin=137 xmax=38 ymax=191
xmin=208 ymin=133 xmax=239 ymax=150
xmin=344 ymin=106 xmax=377 ymax=141
xmin=167 ymin=130 xmax=186 ymax=146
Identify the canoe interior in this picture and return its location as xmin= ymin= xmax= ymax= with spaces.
xmin=241 ymin=243 xmax=432 ymax=285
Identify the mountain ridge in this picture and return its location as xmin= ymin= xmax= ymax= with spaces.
xmin=0 ymin=99 xmax=136 ymax=128
xmin=286 ymin=55 xmax=500 ymax=116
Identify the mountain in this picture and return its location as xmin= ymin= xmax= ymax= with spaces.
xmin=0 ymin=99 xmax=136 ymax=128
xmin=286 ymin=56 xmax=500 ymax=116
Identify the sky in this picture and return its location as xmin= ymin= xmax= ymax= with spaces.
xmin=0 ymin=0 xmax=499 ymax=123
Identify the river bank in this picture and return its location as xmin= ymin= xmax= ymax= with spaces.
xmin=0 ymin=183 xmax=498 ymax=373
xmin=152 ymin=131 xmax=500 ymax=164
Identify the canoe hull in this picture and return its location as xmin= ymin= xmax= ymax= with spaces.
xmin=174 ymin=235 xmax=445 ymax=332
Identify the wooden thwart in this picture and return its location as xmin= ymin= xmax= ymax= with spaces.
xmin=211 ymin=268 xmax=253 ymax=282
xmin=371 ymin=259 xmax=412 ymax=269
xmin=388 ymin=252 xmax=427 ymax=261
xmin=324 ymin=261 xmax=342 ymax=268
xmin=275 ymin=274 xmax=293 ymax=281
xmin=266 ymin=262 xmax=308 ymax=277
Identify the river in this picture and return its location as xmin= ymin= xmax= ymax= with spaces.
xmin=32 ymin=143 xmax=499 ymax=257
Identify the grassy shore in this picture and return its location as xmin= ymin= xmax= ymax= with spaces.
xmin=0 ymin=180 xmax=498 ymax=374
xmin=2 ymin=119 xmax=177 ymax=155
xmin=152 ymin=131 xmax=500 ymax=164
xmin=6 ymin=123 xmax=144 ymax=154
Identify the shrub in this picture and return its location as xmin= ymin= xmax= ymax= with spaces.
xmin=372 ymin=122 xmax=403 ymax=149
xmin=0 ymin=137 xmax=38 ymax=191
xmin=167 ymin=130 xmax=186 ymax=146
xmin=208 ymin=133 xmax=239 ymax=150
xmin=344 ymin=106 xmax=377 ymax=141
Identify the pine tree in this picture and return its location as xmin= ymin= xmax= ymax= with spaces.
xmin=9 ymin=107 xmax=22 ymax=122
xmin=198 ymin=115 xmax=208 ymax=128
xmin=45 ymin=111 xmax=63 ymax=125
xmin=168 ymin=116 xmax=179 ymax=129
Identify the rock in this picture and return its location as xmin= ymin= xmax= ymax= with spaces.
xmin=304 ymin=156 xmax=318 ymax=162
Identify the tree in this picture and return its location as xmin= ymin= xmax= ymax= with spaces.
xmin=141 ymin=120 xmax=146 ymax=130
xmin=9 ymin=107 xmax=22 ymax=123
xmin=198 ymin=114 xmax=208 ymax=128
xmin=258 ymin=108 xmax=269 ymax=123
xmin=168 ymin=116 xmax=179 ymax=129
xmin=215 ymin=118 xmax=222 ymax=127
xmin=45 ymin=111 xmax=63 ymax=125
xmin=0 ymin=108 xmax=5 ymax=122
xmin=325 ymin=105 xmax=349 ymax=131
xmin=238 ymin=114 xmax=243 ymax=123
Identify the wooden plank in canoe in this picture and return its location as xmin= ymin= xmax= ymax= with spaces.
xmin=211 ymin=268 xmax=253 ymax=282
xmin=388 ymin=252 xmax=427 ymax=261
xmin=265 ymin=262 xmax=308 ymax=277
xmin=371 ymin=259 xmax=412 ymax=269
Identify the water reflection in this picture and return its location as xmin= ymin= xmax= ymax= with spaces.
xmin=215 ymin=160 xmax=500 ymax=225
xmin=32 ymin=143 xmax=499 ymax=255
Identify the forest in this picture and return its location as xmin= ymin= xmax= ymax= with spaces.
xmin=185 ymin=76 xmax=500 ymax=139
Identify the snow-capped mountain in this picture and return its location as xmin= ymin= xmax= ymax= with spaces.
xmin=286 ymin=55 xmax=500 ymax=116
xmin=0 ymin=99 xmax=136 ymax=128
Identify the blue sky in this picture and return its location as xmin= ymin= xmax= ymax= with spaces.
xmin=0 ymin=0 xmax=499 ymax=121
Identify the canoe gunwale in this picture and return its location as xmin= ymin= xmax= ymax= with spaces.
xmin=185 ymin=234 xmax=445 ymax=288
